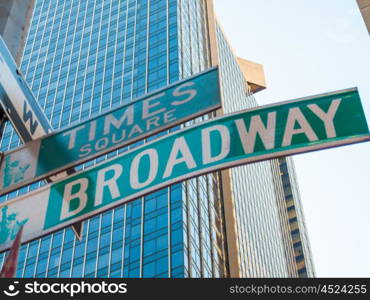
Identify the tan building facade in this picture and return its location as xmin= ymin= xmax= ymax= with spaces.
xmin=357 ymin=0 xmax=370 ymax=34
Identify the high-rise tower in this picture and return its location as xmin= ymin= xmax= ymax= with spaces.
xmin=0 ymin=0 xmax=314 ymax=278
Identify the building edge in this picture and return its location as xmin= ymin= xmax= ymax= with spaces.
xmin=204 ymin=0 xmax=241 ymax=278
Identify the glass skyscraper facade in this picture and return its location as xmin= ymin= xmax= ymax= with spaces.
xmin=215 ymin=22 xmax=314 ymax=277
xmin=0 ymin=0 xmax=314 ymax=278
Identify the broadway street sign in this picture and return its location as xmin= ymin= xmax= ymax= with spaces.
xmin=0 ymin=87 xmax=369 ymax=252
xmin=0 ymin=36 xmax=53 ymax=141
xmin=0 ymin=67 xmax=221 ymax=195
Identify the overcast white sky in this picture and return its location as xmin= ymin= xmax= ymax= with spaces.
xmin=214 ymin=0 xmax=370 ymax=277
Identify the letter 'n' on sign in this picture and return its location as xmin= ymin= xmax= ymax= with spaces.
xmin=22 ymin=102 xmax=39 ymax=136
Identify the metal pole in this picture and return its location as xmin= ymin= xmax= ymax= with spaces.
xmin=0 ymin=108 xmax=7 ymax=141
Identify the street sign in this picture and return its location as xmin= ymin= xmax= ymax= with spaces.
xmin=0 ymin=35 xmax=52 ymax=141
xmin=0 ymin=87 xmax=369 ymax=252
xmin=0 ymin=67 xmax=221 ymax=195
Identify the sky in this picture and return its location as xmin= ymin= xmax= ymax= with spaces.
xmin=214 ymin=0 xmax=370 ymax=277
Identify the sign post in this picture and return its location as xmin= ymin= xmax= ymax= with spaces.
xmin=0 ymin=67 xmax=222 ymax=195
xmin=0 ymin=87 xmax=368 ymax=252
xmin=0 ymin=35 xmax=80 ymax=237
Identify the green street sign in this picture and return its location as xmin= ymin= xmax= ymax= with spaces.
xmin=0 ymin=87 xmax=369 ymax=252
xmin=0 ymin=67 xmax=221 ymax=195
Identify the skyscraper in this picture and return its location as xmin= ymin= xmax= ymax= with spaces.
xmin=0 ymin=0 xmax=314 ymax=278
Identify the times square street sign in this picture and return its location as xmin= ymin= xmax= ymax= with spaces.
xmin=0 ymin=67 xmax=221 ymax=195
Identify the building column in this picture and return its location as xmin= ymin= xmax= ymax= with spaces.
xmin=0 ymin=0 xmax=35 ymax=65
xmin=205 ymin=0 xmax=241 ymax=278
